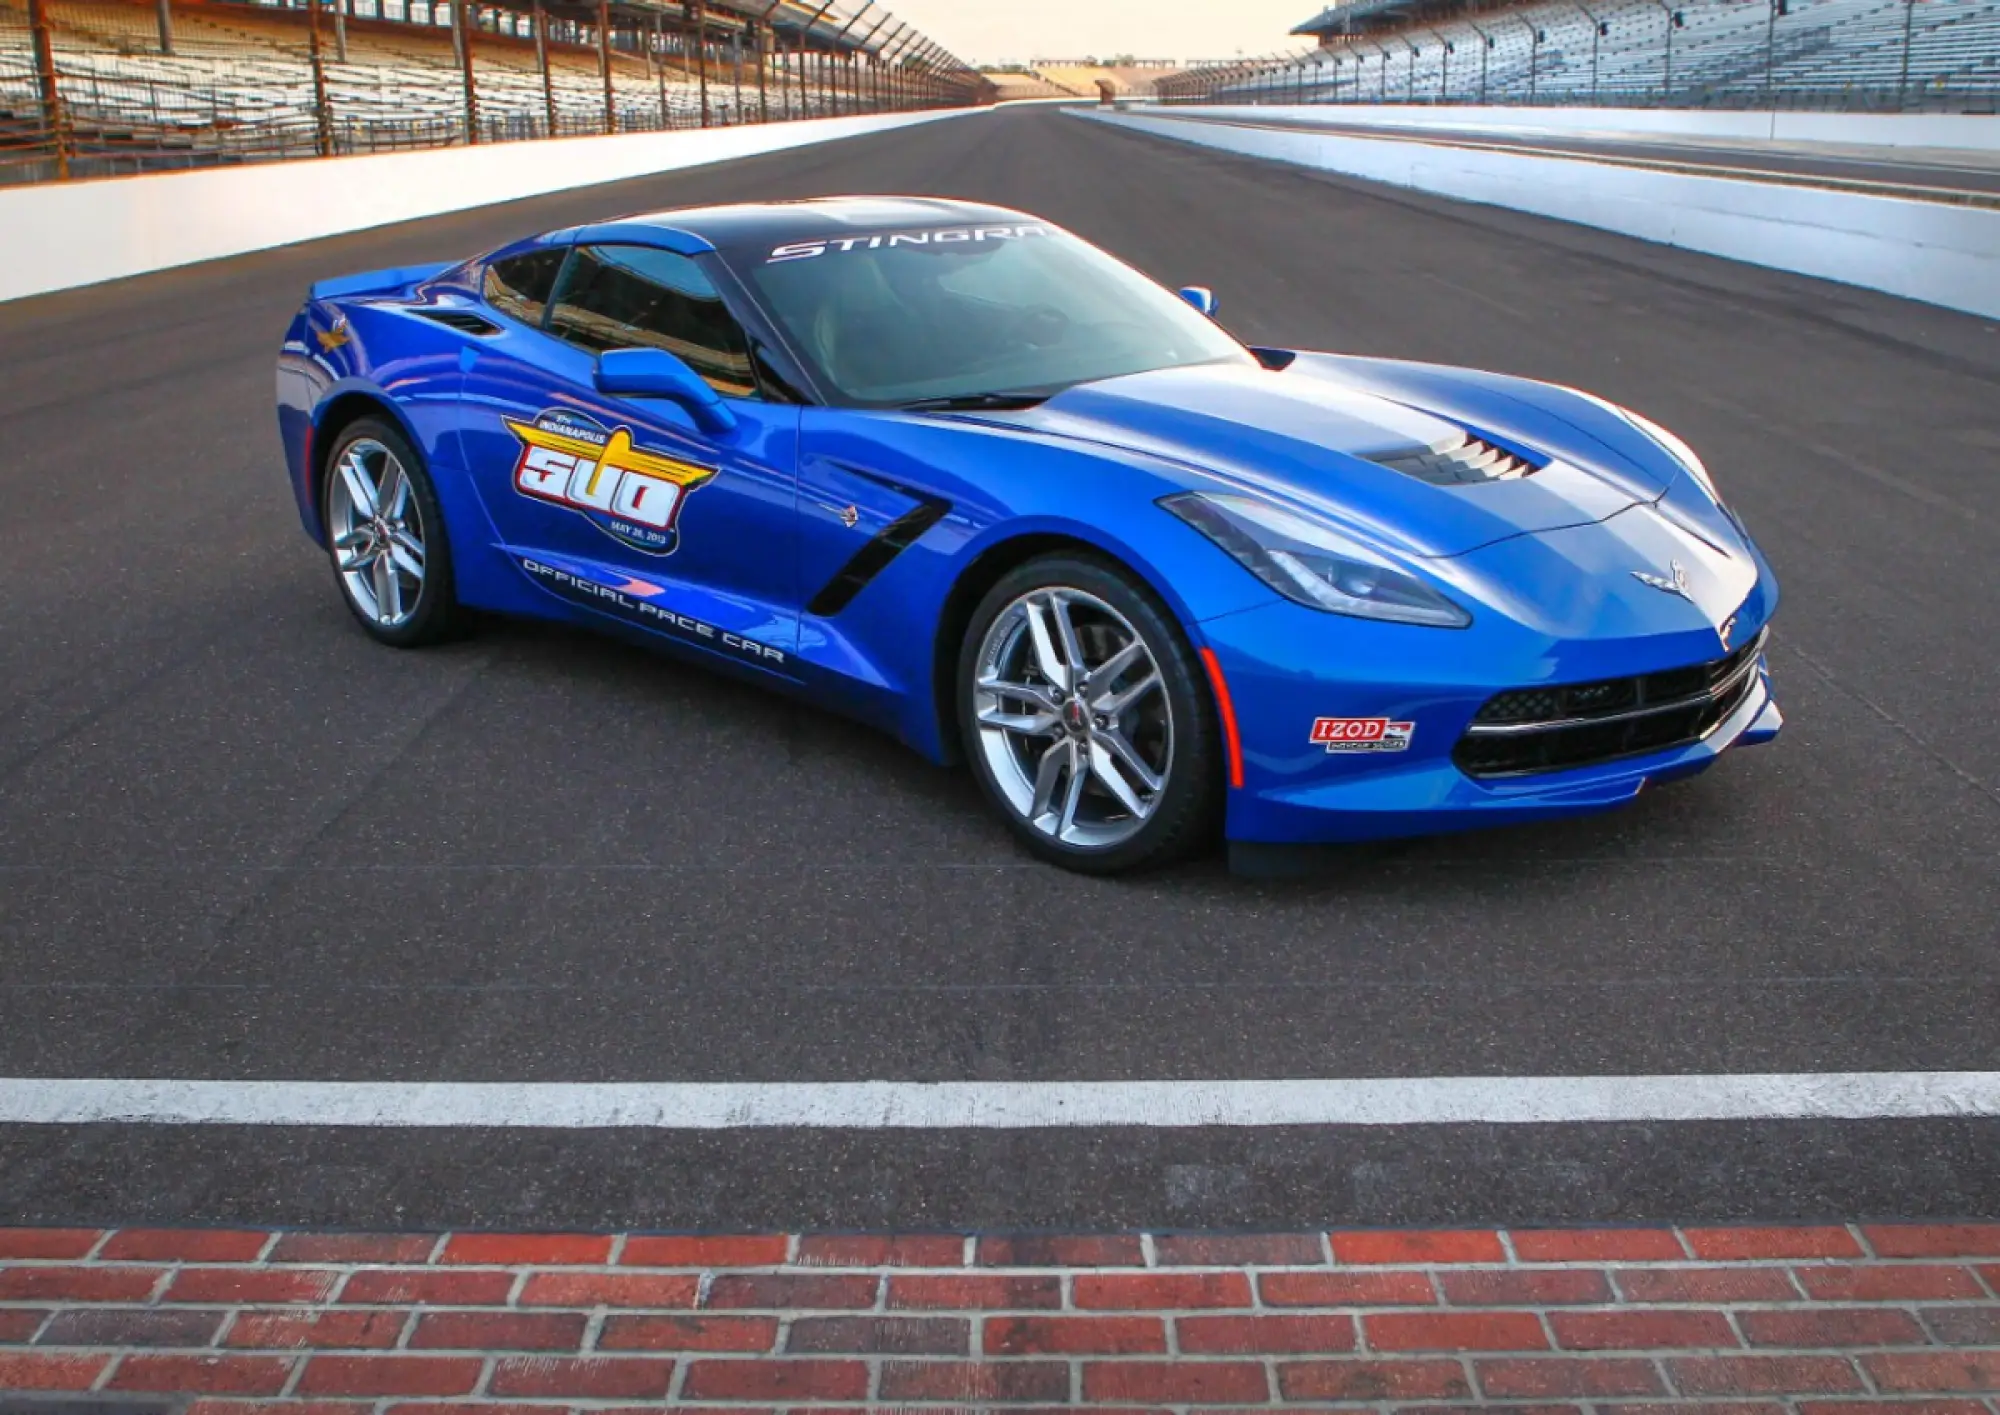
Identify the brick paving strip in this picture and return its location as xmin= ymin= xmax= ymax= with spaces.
xmin=0 ymin=1225 xmax=1996 ymax=1410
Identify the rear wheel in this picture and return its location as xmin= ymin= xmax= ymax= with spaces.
xmin=321 ymin=416 xmax=461 ymax=647
xmin=958 ymin=554 xmax=1221 ymax=874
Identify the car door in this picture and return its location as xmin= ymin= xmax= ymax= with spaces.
xmin=460 ymin=241 xmax=801 ymax=675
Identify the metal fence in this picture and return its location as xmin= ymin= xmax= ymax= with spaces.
xmin=1156 ymin=0 xmax=2000 ymax=112
xmin=0 ymin=0 xmax=987 ymax=183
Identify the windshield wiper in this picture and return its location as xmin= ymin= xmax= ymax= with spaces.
xmin=896 ymin=391 xmax=1049 ymax=412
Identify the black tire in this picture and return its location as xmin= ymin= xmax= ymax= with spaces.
xmin=957 ymin=552 xmax=1222 ymax=875
xmin=320 ymin=415 xmax=462 ymax=648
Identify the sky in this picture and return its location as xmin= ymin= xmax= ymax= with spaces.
xmin=872 ymin=0 xmax=1321 ymax=67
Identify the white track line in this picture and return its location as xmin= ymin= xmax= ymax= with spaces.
xmin=1 ymin=1075 xmax=1998 ymax=1128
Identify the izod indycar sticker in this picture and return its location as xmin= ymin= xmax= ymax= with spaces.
xmin=1311 ymin=716 xmax=1415 ymax=753
xmin=506 ymin=409 xmax=715 ymax=555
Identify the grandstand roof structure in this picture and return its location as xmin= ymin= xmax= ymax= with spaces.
xmin=1291 ymin=0 xmax=1437 ymax=40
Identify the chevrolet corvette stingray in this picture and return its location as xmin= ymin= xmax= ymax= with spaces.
xmin=275 ymin=196 xmax=1781 ymax=873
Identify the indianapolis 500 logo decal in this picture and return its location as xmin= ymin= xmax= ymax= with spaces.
xmin=505 ymin=409 xmax=716 ymax=555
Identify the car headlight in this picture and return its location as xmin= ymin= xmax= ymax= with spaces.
xmin=1162 ymin=492 xmax=1471 ymax=628
xmin=1621 ymin=407 xmax=1722 ymax=503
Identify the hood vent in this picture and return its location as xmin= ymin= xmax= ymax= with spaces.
xmin=1370 ymin=431 xmax=1540 ymax=486
xmin=413 ymin=308 xmax=501 ymax=337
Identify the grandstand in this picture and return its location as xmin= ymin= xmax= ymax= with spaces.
xmin=0 ymin=0 xmax=987 ymax=182
xmin=1029 ymin=57 xmax=1182 ymax=99
xmin=1157 ymin=0 xmax=2000 ymax=109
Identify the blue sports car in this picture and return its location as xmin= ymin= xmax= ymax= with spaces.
xmin=276 ymin=195 xmax=1781 ymax=874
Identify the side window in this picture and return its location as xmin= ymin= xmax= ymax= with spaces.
xmin=547 ymin=244 xmax=759 ymax=400
xmin=483 ymin=248 xmax=565 ymax=327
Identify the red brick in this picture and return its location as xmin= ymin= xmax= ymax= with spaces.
xmin=337 ymin=1268 xmax=515 ymax=1305
xmin=986 ymin=1315 xmax=1167 ymax=1355
xmin=681 ymin=1358 xmax=868 ymax=1401
xmin=1509 ymin=1229 xmax=1689 ymax=1262
xmin=620 ymin=1235 xmax=790 ymax=1267
xmin=888 ymin=1273 xmax=1062 ymax=1309
xmin=702 ymin=1273 xmax=879 ymax=1309
xmin=1366 ymin=1311 xmax=1550 ymax=1352
xmin=1981 ymin=1264 xmax=2000 ymax=1293
xmin=1682 ymin=1226 xmax=1864 ymax=1261
xmin=879 ymin=1359 xmax=1069 ymax=1402
xmin=976 ymin=1235 xmax=1146 ymax=1267
xmin=488 ymin=1356 xmax=675 ymax=1399
xmin=227 ymin=1310 xmax=409 ymax=1350
xmin=100 ymin=1229 xmax=270 ymax=1263
xmin=1551 ymin=1310 xmax=1738 ymax=1350
xmin=1333 ymin=1230 xmax=1507 ymax=1265
xmin=0 ymin=1230 xmax=103 ymax=1259
xmin=1072 ymin=1271 xmax=1252 ymax=1309
xmin=437 ymin=1232 xmax=612 ymax=1266
xmin=1400 ymin=1405 xmax=1583 ymax=1415
xmin=1478 ymin=1356 xmax=1668 ymax=1397
xmin=0 ymin=1353 xmax=108 ymax=1389
xmin=108 ymin=1354 xmax=294 ymax=1395
xmin=795 ymin=1234 xmax=964 ymax=1267
xmin=1800 ymin=1403 xmax=1994 ymax=1415
xmin=1441 ymin=1269 xmax=1613 ymax=1306
xmin=1921 ymin=1305 xmax=2000 ymax=1345
xmin=1083 ymin=1359 xmax=1269 ymax=1404
xmin=0 ymin=1266 xmax=163 ymax=1302
xmin=1152 ymin=1233 xmax=1325 ymax=1266
xmin=296 ymin=1355 xmax=485 ymax=1397
xmin=1796 ymin=1265 xmax=1986 ymax=1301
xmin=268 ymin=1233 xmax=438 ymax=1264
xmin=1280 ymin=1358 xmax=1472 ymax=1401
xmin=39 ymin=1308 xmax=225 ymax=1347
xmin=517 ymin=1270 xmax=698 ymax=1308
xmin=1863 ymin=1225 xmax=2000 ymax=1259
xmin=409 ymin=1311 xmax=586 ymax=1351
xmin=1177 ymin=1314 xmax=1358 ymax=1353
xmin=384 ymin=1407 xmax=554 ymax=1415
xmin=1615 ymin=1267 xmax=1800 ymax=1303
xmin=166 ymin=1267 xmax=341 ymax=1304
xmin=0 ymin=1310 xmax=48 ymax=1343
xmin=598 ymin=1315 xmax=778 ymax=1352
xmin=1861 ymin=1352 xmax=2000 ymax=1393
xmin=785 ymin=1315 xmax=967 ymax=1354
xmin=1261 ymin=1269 xmax=1438 ymax=1306
xmin=1740 ymin=1307 xmax=1927 ymax=1348
xmin=1668 ymin=1355 xmax=1866 ymax=1395
xmin=1613 ymin=1404 xmax=1786 ymax=1415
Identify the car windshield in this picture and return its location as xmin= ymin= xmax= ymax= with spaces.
xmin=733 ymin=223 xmax=1255 ymax=407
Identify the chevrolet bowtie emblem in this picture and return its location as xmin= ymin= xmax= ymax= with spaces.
xmin=1633 ymin=559 xmax=1692 ymax=602
xmin=834 ymin=504 xmax=859 ymax=529
xmin=314 ymin=316 xmax=351 ymax=352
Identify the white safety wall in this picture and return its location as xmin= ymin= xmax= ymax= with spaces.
xmin=1083 ymin=109 xmax=2000 ymax=320
xmin=0 ymin=108 xmax=974 ymax=305
xmin=1141 ymin=104 xmax=2000 ymax=152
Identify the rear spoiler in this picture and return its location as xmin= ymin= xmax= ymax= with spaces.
xmin=308 ymin=262 xmax=456 ymax=301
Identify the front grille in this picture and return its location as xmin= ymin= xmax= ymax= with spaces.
xmin=1454 ymin=628 xmax=1767 ymax=779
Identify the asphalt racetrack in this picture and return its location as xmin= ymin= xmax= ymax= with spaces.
xmin=1 ymin=106 xmax=1996 ymax=1231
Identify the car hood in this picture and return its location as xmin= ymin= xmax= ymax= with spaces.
xmin=994 ymin=358 xmax=1680 ymax=560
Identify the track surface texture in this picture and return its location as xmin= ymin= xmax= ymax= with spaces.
xmin=1 ymin=106 xmax=1997 ymax=1231
xmin=1174 ymin=111 xmax=2000 ymax=196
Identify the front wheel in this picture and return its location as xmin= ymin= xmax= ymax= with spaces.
xmin=958 ymin=554 xmax=1221 ymax=874
xmin=320 ymin=416 xmax=461 ymax=648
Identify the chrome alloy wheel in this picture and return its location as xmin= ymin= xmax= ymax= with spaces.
xmin=327 ymin=438 xmax=425 ymax=629
xmin=972 ymin=587 xmax=1174 ymax=849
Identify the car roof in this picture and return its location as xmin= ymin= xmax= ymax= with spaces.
xmin=568 ymin=196 xmax=1042 ymax=255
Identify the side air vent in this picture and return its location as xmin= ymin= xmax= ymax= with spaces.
xmin=413 ymin=308 xmax=502 ymax=336
xmin=1371 ymin=431 xmax=1540 ymax=486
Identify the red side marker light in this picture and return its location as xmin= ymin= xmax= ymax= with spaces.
xmin=1198 ymin=646 xmax=1245 ymax=790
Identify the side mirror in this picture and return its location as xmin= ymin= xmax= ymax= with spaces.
xmin=1178 ymin=285 xmax=1219 ymax=318
xmin=594 ymin=348 xmax=737 ymax=437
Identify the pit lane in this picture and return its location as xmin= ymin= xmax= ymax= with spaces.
xmin=1 ymin=105 xmax=1996 ymax=1230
